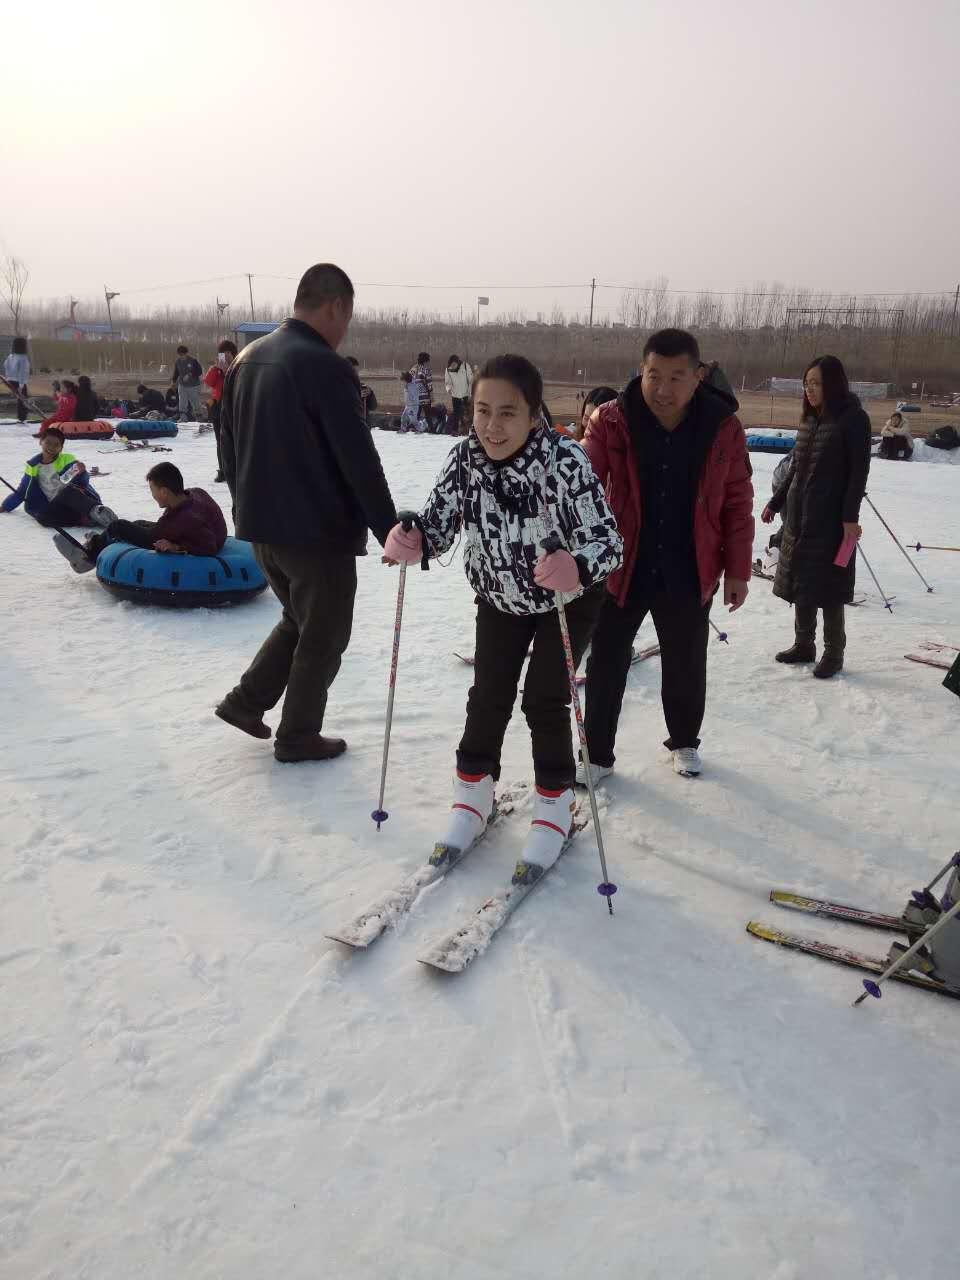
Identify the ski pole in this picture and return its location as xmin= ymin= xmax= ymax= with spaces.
xmin=910 ymin=851 xmax=960 ymax=913
xmin=371 ymin=515 xmax=420 ymax=831
xmin=863 ymin=495 xmax=933 ymax=593
xmin=541 ymin=533 xmax=617 ymax=915
xmin=856 ymin=543 xmax=894 ymax=612
xmin=854 ymin=892 xmax=960 ymax=1006
xmin=913 ymin=543 xmax=960 ymax=554
xmin=709 ymin=618 xmax=729 ymax=643
xmin=0 ymin=473 xmax=87 ymax=551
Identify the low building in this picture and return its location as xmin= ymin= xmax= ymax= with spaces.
xmin=54 ymin=322 xmax=125 ymax=342
xmin=233 ymin=321 xmax=281 ymax=348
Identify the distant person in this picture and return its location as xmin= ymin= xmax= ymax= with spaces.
xmin=762 ymin=354 xmax=871 ymax=679
xmin=3 ymin=336 xmax=31 ymax=423
xmin=559 ymin=385 xmax=618 ymax=441
xmin=129 ymin=384 xmax=167 ymax=417
xmin=444 ymin=355 xmax=473 ymax=434
xmin=346 ymin=356 xmax=378 ymax=423
xmin=165 ymin=384 xmax=180 ymax=414
xmin=203 ymin=339 xmax=238 ymax=482
xmin=74 ymin=375 xmax=99 ymax=422
xmin=878 ymin=411 xmax=913 ymax=460
xmin=0 ymin=427 xmax=113 ymax=528
xmin=411 ymin=351 xmax=433 ymax=428
xmin=579 ymin=329 xmax=754 ymax=782
xmin=399 ymin=371 xmax=421 ymax=432
xmin=38 ymin=380 xmax=78 ymax=435
xmin=53 ymin=461 xmax=227 ymax=572
xmin=216 ymin=262 xmax=397 ymax=763
xmin=173 ymin=344 xmax=204 ymax=421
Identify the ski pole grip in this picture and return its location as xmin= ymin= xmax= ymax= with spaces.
xmin=541 ymin=532 xmax=562 ymax=555
xmin=397 ymin=509 xmax=430 ymax=571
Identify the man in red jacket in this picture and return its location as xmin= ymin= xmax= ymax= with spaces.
xmin=579 ymin=329 xmax=754 ymax=782
xmin=53 ymin=461 xmax=227 ymax=572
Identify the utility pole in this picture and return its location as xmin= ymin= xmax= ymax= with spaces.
xmin=216 ymin=298 xmax=230 ymax=340
xmin=589 ymin=277 xmax=596 ymax=328
xmin=952 ymin=283 xmax=959 ymax=337
xmin=104 ymin=287 xmax=119 ymax=334
xmin=246 ymin=274 xmax=256 ymax=322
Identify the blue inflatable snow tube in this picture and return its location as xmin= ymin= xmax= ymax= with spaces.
xmin=115 ymin=419 xmax=179 ymax=440
xmin=746 ymin=432 xmax=796 ymax=454
xmin=96 ymin=536 xmax=267 ymax=608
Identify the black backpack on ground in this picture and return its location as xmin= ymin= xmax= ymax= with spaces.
xmin=926 ymin=425 xmax=960 ymax=451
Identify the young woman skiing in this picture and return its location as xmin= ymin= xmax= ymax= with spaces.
xmin=383 ymin=354 xmax=623 ymax=876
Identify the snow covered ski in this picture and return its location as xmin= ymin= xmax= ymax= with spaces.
xmin=768 ymin=889 xmax=905 ymax=933
xmin=904 ymin=653 xmax=951 ymax=671
xmin=418 ymin=807 xmax=591 ymax=973
xmin=326 ymin=783 xmax=529 ymax=949
xmin=746 ymin=921 xmax=960 ymax=999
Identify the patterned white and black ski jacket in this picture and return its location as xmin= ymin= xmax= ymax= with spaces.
xmin=417 ymin=426 xmax=623 ymax=615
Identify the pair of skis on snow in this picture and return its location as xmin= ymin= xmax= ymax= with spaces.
xmin=326 ymin=783 xmax=593 ymax=972
xmin=903 ymin=640 xmax=959 ymax=671
xmin=748 ymin=890 xmax=960 ymax=999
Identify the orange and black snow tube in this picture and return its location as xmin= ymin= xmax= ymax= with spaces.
xmin=56 ymin=420 xmax=115 ymax=440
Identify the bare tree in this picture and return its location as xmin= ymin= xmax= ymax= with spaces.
xmin=1 ymin=255 xmax=29 ymax=333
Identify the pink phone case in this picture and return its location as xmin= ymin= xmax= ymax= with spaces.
xmin=834 ymin=533 xmax=857 ymax=567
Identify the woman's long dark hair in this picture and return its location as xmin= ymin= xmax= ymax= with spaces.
xmin=801 ymin=354 xmax=850 ymax=421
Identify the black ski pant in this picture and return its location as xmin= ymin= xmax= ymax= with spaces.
xmin=35 ymin=484 xmax=100 ymax=528
xmin=584 ymin=586 xmax=712 ymax=767
xmin=222 ymin=544 xmax=357 ymax=746
xmin=85 ymin=519 xmax=159 ymax=559
xmin=451 ymin=397 xmax=468 ymax=435
xmin=208 ymin=399 xmax=224 ymax=475
xmin=11 ymin=382 xmax=28 ymax=423
xmin=457 ymin=588 xmax=605 ymax=790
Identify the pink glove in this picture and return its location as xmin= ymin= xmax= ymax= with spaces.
xmin=534 ymin=549 xmax=580 ymax=593
xmin=383 ymin=523 xmax=423 ymax=564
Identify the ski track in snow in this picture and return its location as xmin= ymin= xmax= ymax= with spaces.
xmin=0 ymin=419 xmax=958 ymax=1278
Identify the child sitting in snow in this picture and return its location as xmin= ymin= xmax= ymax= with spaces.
xmin=382 ymin=354 xmax=623 ymax=879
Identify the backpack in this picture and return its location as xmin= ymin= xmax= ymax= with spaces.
xmin=944 ymin=652 xmax=960 ymax=700
xmin=926 ymin=425 xmax=960 ymax=451
xmin=187 ymin=356 xmax=203 ymax=382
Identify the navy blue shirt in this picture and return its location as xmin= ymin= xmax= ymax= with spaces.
xmin=627 ymin=402 xmax=701 ymax=600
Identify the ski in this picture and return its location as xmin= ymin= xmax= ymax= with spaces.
xmin=905 ymin=653 xmax=951 ymax=671
xmin=768 ymin=889 xmax=905 ymax=932
xmin=418 ymin=809 xmax=592 ymax=973
xmin=746 ymin=920 xmax=960 ymax=999
xmin=325 ymin=783 xmax=529 ymax=949
xmin=920 ymin=641 xmax=960 ymax=654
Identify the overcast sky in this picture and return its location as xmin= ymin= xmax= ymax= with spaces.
xmin=6 ymin=0 xmax=959 ymax=321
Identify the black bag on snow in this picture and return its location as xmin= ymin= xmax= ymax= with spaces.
xmin=943 ymin=652 xmax=960 ymax=700
xmin=926 ymin=425 xmax=960 ymax=451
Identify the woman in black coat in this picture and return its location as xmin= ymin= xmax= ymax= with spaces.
xmin=74 ymin=375 xmax=99 ymax=421
xmin=762 ymin=355 xmax=871 ymax=679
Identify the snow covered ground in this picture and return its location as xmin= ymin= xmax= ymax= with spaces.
xmin=1 ymin=419 xmax=958 ymax=1280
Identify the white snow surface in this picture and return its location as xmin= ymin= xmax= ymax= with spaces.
xmin=1 ymin=421 xmax=959 ymax=1280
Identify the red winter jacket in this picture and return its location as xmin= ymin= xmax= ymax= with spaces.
xmin=40 ymin=392 xmax=77 ymax=430
xmin=156 ymin=487 xmax=228 ymax=556
xmin=583 ymin=382 xmax=755 ymax=606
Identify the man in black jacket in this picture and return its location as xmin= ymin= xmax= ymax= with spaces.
xmin=216 ymin=263 xmax=397 ymax=763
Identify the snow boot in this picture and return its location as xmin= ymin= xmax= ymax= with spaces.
xmin=575 ymin=759 xmax=613 ymax=788
xmin=52 ymin=532 xmax=96 ymax=574
xmin=776 ymin=604 xmax=816 ymax=663
xmin=274 ymin=734 xmax=347 ymax=763
xmin=512 ymin=786 xmax=576 ymax=885
xmin=432 ymin=772 xmax=495 ymax=867
xmin=813 ymin=606 xmax=845 ymax=679
xmin=215 ymin=698 xmax=272 ymax=740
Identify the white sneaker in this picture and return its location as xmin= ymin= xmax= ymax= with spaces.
xmin=89 ymin=504 xmax=118 ymax=529
xmin=575 ymin=760 xmax=613 ymax=788
xmin=672 ymin=747 xmax=702 ymax=777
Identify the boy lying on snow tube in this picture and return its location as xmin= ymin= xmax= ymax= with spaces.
xmin=0 ymin=427 xmax=117 ymax=529
xmin=52 ymin=460 xmax=227 ymax=572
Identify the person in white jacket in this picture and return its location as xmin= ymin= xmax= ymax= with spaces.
xmin=444 ymin=354 xmax=473 ymax=435
xmin=3 ymin=337 xmax=31 ymax=424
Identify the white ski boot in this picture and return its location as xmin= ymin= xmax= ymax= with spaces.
xmin=575 ymin=759 xmax=613 ymax=788
xmin=431 ymin=771 xmax=495 ymax=868
xmin=512 ymin=786 xmax=576 ymax=885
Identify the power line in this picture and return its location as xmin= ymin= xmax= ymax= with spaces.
xmin=598 ymin=282 xmax=956 ymax=298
